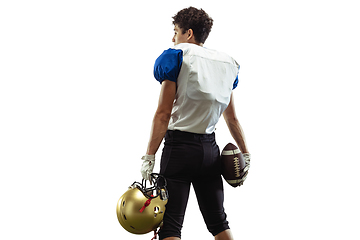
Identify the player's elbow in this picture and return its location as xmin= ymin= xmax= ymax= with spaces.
xmin=223 ymin=112 xmax=238 ymax=125
xmin=154 ymin=110 xmax=171 ymax=124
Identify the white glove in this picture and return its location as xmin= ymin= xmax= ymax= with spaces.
xmin=239 ymin=153 xmax=251 ymax=186
xmin=141 ymin=154 xmax=155 ymax=181
xmin=242 ymin=153 xmax=251 ymax=172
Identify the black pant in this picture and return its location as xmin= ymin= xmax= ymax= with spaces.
xmin=159 ymin=130 xmax=229 ymax=240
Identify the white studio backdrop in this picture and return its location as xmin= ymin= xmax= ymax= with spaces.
xmin=0 ymin=0 xmax=359 ymax=239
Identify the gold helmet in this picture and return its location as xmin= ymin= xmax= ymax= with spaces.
xmin=116 ymin=173 xmax=168 ymax=235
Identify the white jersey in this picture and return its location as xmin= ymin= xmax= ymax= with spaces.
xmin=154 ymin=43 xmax=239 ymax=134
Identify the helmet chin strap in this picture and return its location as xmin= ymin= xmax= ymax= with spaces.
xmin=139 ymin=197 xmax=153 ymax=213
xmin=151 ymin=228 xmax=161 ymax=240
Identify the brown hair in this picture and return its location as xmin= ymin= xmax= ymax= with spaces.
xmin=172 ymin=7 xmax=214 ymax=44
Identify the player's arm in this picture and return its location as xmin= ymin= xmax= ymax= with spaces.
xmin=146 ymin=80 xmax=176 ymax=155
xmin=223 ymin=92 xmax=249 ymax=153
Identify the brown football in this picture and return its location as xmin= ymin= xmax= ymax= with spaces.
xmin=221 ymin=143 xmax=246 ymax=187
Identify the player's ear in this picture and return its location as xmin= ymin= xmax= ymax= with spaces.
xmin=187 ymin=29 xmax=194 ymax=40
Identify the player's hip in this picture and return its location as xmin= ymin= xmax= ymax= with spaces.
xmin=160 ymin=130 xmax=221 ymax=178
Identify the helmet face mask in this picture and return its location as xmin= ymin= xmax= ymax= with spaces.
xmin=116 ymin=174 xmax=168 ymax=234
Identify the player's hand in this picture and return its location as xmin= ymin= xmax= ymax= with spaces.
xmin=141 ymin=154 xmax=155 ymax=181
xmin=242 ymin=153 xmax=251 ymax=172
xmin=240 ymin=153 xmax=251 ymax=185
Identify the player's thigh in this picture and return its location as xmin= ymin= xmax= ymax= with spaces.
xmin=193 ymin=174 xmax=225 ymax=213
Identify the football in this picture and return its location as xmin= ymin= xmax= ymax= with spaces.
xmin=221 ymin=143 xmax=246 ymax=187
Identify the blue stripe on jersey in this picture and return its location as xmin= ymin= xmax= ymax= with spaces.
xmin=154 ymin=48 xmax=183 ymax=83
xmin=232 ymin=65 xmax=240 ymax=90
xmin=233 ymin=76 xmax=239 ymax=90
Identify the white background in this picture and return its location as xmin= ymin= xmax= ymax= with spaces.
xmin=1 ymin=0 xmax=359 ymax=239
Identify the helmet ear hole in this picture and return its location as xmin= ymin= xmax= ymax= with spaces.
xmin=154 ymin=206 xmax=160 ymax=213
xmin=123 ymin=215 xmax=127 ymax=220
xmin=122 ymin=201 xmax=125 ymax=207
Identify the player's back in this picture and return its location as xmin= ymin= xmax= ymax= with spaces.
xmin=154 ymin=43 xmax=240 ymax=134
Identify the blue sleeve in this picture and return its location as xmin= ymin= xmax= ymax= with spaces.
xmin=232 ymin=65 xmax=240 ymax=90
xmin=154 ymin=48 xmax=183 ymax=84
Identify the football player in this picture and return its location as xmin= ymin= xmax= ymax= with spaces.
xmin=141 ymin=7 xmax=250 ymax=240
